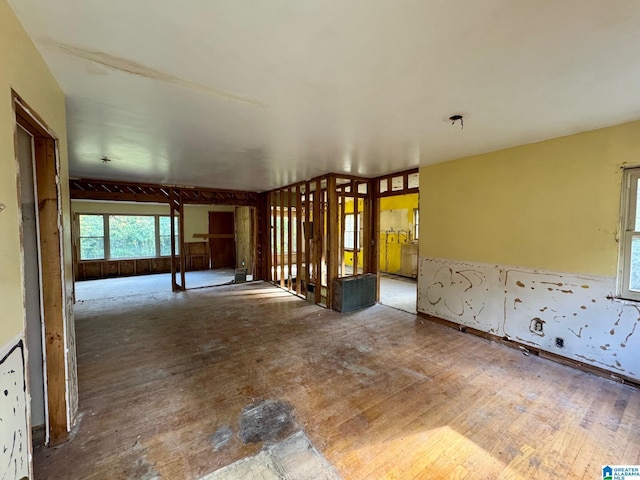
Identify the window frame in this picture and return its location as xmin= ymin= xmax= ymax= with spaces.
xmin=618 ymin=168 xmax=640 ymax=301
xmin=343 ymin=213 xmax=361 ymax=251
xmin=413 ymin=208 xmax=419 ymax=241
xmin=78 ymin=214 xmax=107 ymax=260
xmin=77 ymin=213 xmax=178 ymax=261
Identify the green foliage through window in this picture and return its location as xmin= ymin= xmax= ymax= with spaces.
xmin=78 ymin=214 xmax=178 ymax=261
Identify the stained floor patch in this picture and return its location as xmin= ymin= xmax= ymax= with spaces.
xmin=211 ymin=426 xmax=233 ymax=452
xmin=200 ymin=431 xmax=341 ymax=480
xmin=239 ymin=400 xmax=295 ymax=444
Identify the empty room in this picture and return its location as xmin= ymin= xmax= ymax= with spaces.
xmin=1 ymin=1 xmax=639 ymax=479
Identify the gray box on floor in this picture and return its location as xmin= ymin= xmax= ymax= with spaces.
xmin=235 ymin=268 xmax=247 ymax=283
xmin=331 ymin=274 xmax=376 ymax=313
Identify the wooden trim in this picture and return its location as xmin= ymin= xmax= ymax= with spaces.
xmin=417 ymin=312 xmax=640 ymax=389
xmin=193 ymin=233 xmax=235 ymax=239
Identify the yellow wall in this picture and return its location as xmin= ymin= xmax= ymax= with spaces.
xmin=0 ymin=0 xmax=70 ymax=348
xmin=419 ymin=120 xmax=640 ymax=277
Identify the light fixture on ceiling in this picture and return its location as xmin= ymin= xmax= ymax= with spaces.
xmin=449 ymin=114 xmax=464 ymax=130
xmin=101 ymin=156 xmax=111 ymax=163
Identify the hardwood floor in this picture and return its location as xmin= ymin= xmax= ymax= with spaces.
xmin=35 ymin=281 xmax=640 ymax=479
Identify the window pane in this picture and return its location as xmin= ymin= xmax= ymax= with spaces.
xmin=80 ymin=237 xmax=104 ymax=260
xmin=109 ymin=215 xmax=156 ymax=258
xmin=79 ymin=214 xmax=104 ymax=236
xmin=630 ymin=236 xmax=640 ymax=291
xmin=391 ymin=176 xmax=404 ymax=191
xmin=160 ymin=236 xmax=178 ymax=256
xmin=408 ymin=172 xmax=419 ymax=189
xmin=379 ymin=179 xmax=388 ymax=193
xmin=635 ymin=182 xmax=640 ymax=231
xmin=159 ymin=216 xmax=178 ymax=235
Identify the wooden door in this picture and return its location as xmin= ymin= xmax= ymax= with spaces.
xmin=209 ymin=211 xmax=236 ymax=268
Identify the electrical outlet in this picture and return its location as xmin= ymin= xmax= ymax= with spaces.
xmin=555 ymin=337 xmax=564 ymax=348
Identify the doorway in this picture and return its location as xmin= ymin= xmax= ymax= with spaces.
xmin=17 ymin=124 xmax=46 ymax=438
xmin=15 ymin=94 xmax=71 ymax=446
xmin=209 ymin=211 xmax=236 ymax=268
xmin=376 ymin=171 xmax=419 ymax=314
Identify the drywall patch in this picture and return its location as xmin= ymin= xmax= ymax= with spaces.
xmin=239 ymin=400 xmax=295 ymax=444
xmin=0 ymin=340 xmax=29 ymax=480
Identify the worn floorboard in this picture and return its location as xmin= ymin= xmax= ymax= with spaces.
xmin=34 ymin=281 xmax=639 ymax=479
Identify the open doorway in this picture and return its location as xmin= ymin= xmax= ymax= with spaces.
xmin=71 ymin=202 xmax=257 ymax=300
xmin=376 ymin=170 xmax=419 ymax=314
xmin=15 ymin=94 xmax=73 ymax=448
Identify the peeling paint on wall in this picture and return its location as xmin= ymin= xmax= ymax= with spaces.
xmin=418 ymin=257 xmax=640 ymax=381
xmin=0 ymin=340 xmax=29 ymax=480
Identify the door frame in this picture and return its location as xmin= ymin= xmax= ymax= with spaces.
xmin=14 ymin=92 xmax=70 ymax=446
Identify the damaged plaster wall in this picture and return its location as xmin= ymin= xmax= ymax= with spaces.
xmin=418 ymin=119 xmax=640 ymax=382
xmin=418 ymin=257 xmax=639 ymax=381
xmin=1 ymin=0 xmax=73 ymax=474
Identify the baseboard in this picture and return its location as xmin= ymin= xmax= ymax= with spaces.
xmin=417 ymin=312 xmax=640 ymax=389
xmin=32 ymin=423 xmax=45 ymax=447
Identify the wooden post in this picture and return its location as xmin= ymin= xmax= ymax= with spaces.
xmin=296 ymin=185 xmax=302 ymax=295
xmin=314 ymin=179 xmax=322 ymax=304
xmin=369 ymin=179 xmax=381 ymax=301
xmin=353 ymin=187 xmax=359 ymax=276
xmin=179 ymin=189 xmax=186 ymax=289
xmin=279 ymin=190 xmax=285 ymax=289
xmin=287 ymin=186 xmax=293 ymax=290
xmin=35 ymin=137 xmax=68 ymax=445
xmin=304 ymin=182 xmax=311 ymax=290
xmin=326 ymin=176 xmax=338 ymax=309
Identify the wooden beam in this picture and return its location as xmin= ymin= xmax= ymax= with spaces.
xmin=69 ymin=178 xmax=258 ymax=206
xmin=35 ymin=136 xmax=68 ymax=445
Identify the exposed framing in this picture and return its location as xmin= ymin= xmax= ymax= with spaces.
xmin=14 ymin=93 xmax=70 ymax=445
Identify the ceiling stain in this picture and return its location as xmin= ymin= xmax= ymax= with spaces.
xmin=50 ymin=41 xmax=267 ymax=108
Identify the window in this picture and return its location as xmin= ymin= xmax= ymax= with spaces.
xmin=619 ymin=168 xmax=640 ymax=300
xmin=344 ymin=213 xmax=361 ymax=250
xmin=413 ymin=208 xmax=419 ymax=241
xmin=78 ymin=214 xmax=178 ymax=261
xmin=79 ymin=214 xmax=105 ymax=260
xmin=159 ymin=216 xmax=179 ymax=256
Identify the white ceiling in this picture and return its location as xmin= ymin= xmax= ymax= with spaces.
xmin=9 ymin=0 xmax=640 ymax=192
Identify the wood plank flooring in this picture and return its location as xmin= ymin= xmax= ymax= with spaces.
xmin=34 ymin=281 xmax=640 ymax=479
